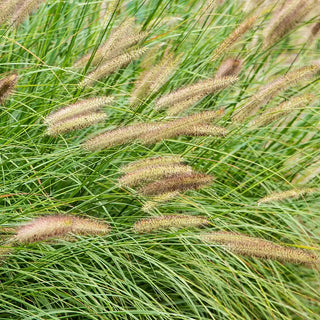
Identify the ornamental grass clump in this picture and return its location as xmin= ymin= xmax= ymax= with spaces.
xmin=133 ymin=215 xmax=210 ymax=233
xmin=233 ymin=65 xmax=320 ymax=123
xmin=0 ymin=73 xmax=18 ymax=105
xmin=200 ymin=231 xmax=319 ymax=268
xmin=15 ymin=215 xmax=111 ymax=243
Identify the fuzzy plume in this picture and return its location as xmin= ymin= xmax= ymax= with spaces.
xmin=155 ymin=76 xmax=238 ymax=110
xmin=140 ymin=110 xmax=225 ymax=145
xmin=119 ymin=164 xmax=193 ymax=187
xmin=257 ymin=188 xmax=319 ymax=204
xmin=45 ymin=96 xmax=114 ymax=125
xmin=120 ymin=155 xmax=184 ymax=174
xmin=211 ymin=16 xmax=257 ymax=62
xmin=166 ymin=95 xmax=204 ymax=116
xmin=130 ymin=52 xmax=180 ymax=106
xmin=292 ymin=159 xmax=320 ymax=185
xmin=310 ymin=22 xmax=320 ymax=39
xmin=79 ymin=47 xmax=147 ymax=87
xmin=139 ymin=173 xmax=213 ymax=196
xmin=250 ymin=93 xmax=314 ymax=127
xmin=142 ymin=191 xmax=181 ymax=212
xmin=46 ymin=112 xmax=107 ymax=136
xmin=215 ymin=58 xmax=242 ymax=79
xmin=75 ymin=23 xmax=147 ymax=68
xmin=233 ymin=65 xmax=320 ymax=123
xmin=133 ymin=214 xmax=210 ymax=233
xmin=82 ymin=122 xmax=165 ymax=151
xmin=11 ymin=0 xmax=46 ymax=26
xmin=263 ymin=0 xmax=316 ymax=48
xmin=15 ymin=215 xmax=111 ymax=243
xmin=200 ymin=231 xmax=319 ymax=268
xmin=0 ymin=73 xmax=18 ymax=105
xmin=177 ymin=124 xmax=228 ymax=137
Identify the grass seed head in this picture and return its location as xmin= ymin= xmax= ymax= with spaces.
xmin=16 ymin=215 xmax=111 ymax=243
xmin=120 ymin=155 xmax=184 ymax=174
xmin=11 ymin=0 xmax=46 ymax=26
xmin=45 ymin=96 xmax=114 ymax=125
xmin=46 ymin=111 xmax=108 ymax=136
xmin=139 ymin=173 xmax=213 ymax=196
xmin=200 ymin=231 xmax=319 ymax=268
xmin=119 ymin=164 xmax=194 ymax=187
xmin=211 ymin=16 xmax=257 ymax=62
xmin=215 ymin=58 xmax=242 ymax=78
xmin=0 ymin=73 xmax=18 ymax=105
xmin=155 ymin=76 xmax=238 ymax=110
xmin=142 ymin=191 xmax=181 ymax=212
xmin=133 ymin=214 xmax=210 ymax=233
xmin=79 ymin=47 xmax=148 ymax=87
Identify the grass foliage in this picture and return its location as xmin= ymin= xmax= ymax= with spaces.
xmin=1 ymin=0 xmax=320 ymax=319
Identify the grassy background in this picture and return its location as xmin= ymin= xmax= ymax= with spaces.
xmin=0 ymin=0 xmax=320 ymax=319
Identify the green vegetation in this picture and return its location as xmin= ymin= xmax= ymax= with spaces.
xmin=0 ymin=0 xmax=319 ymax=319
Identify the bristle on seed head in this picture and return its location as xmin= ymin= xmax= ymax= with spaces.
xmin=200 ymin=231 xmax=319 ymax=268
xmin=0 ymin=73 xmax=18 ymax=105
xmin=133 ymin=214 xmax=210 ymax=233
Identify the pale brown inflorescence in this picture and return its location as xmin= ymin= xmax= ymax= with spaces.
xmin=46 ymin=112 xmax=108 ymax=136
xmin=0 ymin=0 xmax=20 ymax=25
xmin=82 ymin=122 xmax=166 ymax=151
xmin=250 ymin=93 xmax=314 ymax=127
xmin=155 ymin=76 xmax=238 ymax=110
xmin=0 ymin=73 xmax=18 ymax=104
xmin=16 ymin=215 xmax=111 ymax=243
xmin=140 ymin=110 xmax=225 ymax=145
xmin=133 ymin=214 xmax=210 ymax=233
xmin=233 ymin=65 xmax=320 ymax=123
xmin=166 ymin=95 xmax=203 ymax=116
xmin=80 ymin=47 xmax=148 ymax=87
xmin=120 ymin=155 xmax=184 ymax=174
xmin=211 ymin=16 xmax=257 ymax=62
xmin=118 ymin=164 xmax=193 ymax=187
xmin=45 ymin=96 xmax=114 ymax=125
xmin=263 ymin=0 xmax=316 ymax=48
xmin=140 ymin=173 xmax=213 ymax=196
xmin=292 ymin=159 xmax=320 ymax=185
xmin=130 ymin=52 xmax=180 ymax=106
xmin=257 ymin=188 xmax=319 ymax=204
xmin=200 ymin=231 xmax=319 ymax=268
xmin=215 ymin=58 xmax=242 ymax=79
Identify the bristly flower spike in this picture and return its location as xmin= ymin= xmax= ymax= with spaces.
xmin=263 ymin=0 xmax=315 ymax=48
xmin=0 ymin=0 xmax=20 ymax=25
xmin=166 ymin=95 xmax=203 ymax=116
xmin=46 ymin=112 xmax=108 ymax=136
xmin=233 ymin=65 xmax=320 ymax=123
xmin=120 ymin=155 xmax=184 ymax=174
xmin=82 ymin=122 xmax=166 ymax=151
xmin=250 ymin=93 xmax=314 ymax=127
xmin=211 ymin=16 xmax=257 ymax=62
xmin=200 ymin=231 xmax=319 ymax=268
xmin=155 ymin=76 xmax=238 ymax=110
xmin=79 ymin=47 xmax=148 ymax=87
xmin=139 ymin=172 xmax=213 ymax=196
xmin=257 ymin=188 xmax=319 ymax=204
xmin=119 ymin=164 xmax=194 ymax=187
xmin=133 ymin=215 xmax=210 ymax=233
xmin=0 ymin=73 xmax=18 ymax=105
xmin=45 ymin=96 xmax=114 ymax=125
xmin=15 ymin=215 xmax=111 ymax=243
xmin=292 ymin=159 xmax=320 ymax=185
